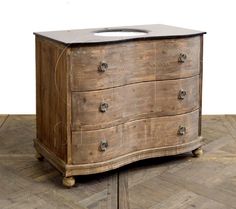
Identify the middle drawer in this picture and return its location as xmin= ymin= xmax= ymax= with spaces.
xmin=72 ymin=76 xmax=199 ymax=130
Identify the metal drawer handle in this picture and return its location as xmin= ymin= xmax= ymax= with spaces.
xmin=98 ymin=61 xmax=108 ymax=72
xmin=178 ymin=89 xmax=187 ymax=100
xmin=99 ymin=102 xmax=109 ymax=113
xmin=100 ymin=140 xmax=108 ymax=151
xmin=178 ymin=126 xmax=186 ymax=135
xmin=178 ymin=53 xmax=187 ymax=63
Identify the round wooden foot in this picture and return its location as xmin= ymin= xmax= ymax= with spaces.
xmin=35 ymin=152 xmax=44 ymax=161
xmin=192 ymin=147 xmax=203 ymax=157
xmin=63 ymin=176 xmax=75 ymax=188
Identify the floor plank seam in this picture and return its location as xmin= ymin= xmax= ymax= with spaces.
xmin=117 ymin=171 xmax=120 ymax=209
xmin=0 ymin=114 xmax=9 ymax=129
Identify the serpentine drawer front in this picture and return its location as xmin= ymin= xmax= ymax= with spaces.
xmin=34 ymin=24 xmax=206 ymax=187
xmin=71 ymin=36 xmax=200 ymax=91
xmin=71 ymin=110 xmax=199 ymax=164
xmin=72 ymin=76 xmax=200 ymax=130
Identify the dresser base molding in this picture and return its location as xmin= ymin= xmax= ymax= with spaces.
xmin=34 ymin=137 xmax=203 ymax=177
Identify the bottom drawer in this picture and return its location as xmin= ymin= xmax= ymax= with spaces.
xmin=71 ymin=110 xmax=199 ymax=164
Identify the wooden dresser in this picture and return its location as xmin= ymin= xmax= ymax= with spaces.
xmin=34 ymin=24 xmax=206 ymax=187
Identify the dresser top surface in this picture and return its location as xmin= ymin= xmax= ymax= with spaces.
xmin=34 ymin=24 xmax=206 ymax=45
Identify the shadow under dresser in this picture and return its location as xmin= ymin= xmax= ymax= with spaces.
xmin=34 ymin=24 xmax=206 ymax=187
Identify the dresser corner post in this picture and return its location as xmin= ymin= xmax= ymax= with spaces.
xmin=198 ymin=35 xmax=204 ymax=137
xmin=35 ymin=36 xmax=42 ymax=143
xmin=192 ymin=34 xmax=205 ymax=158
xmin=66 ymin=46 xmax=73 ymax=166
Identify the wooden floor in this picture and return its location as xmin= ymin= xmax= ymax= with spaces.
xmin=0 ymin=115 xmax=236 ymax=209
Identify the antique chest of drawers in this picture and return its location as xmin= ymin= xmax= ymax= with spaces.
xmin=34 ymin=24 xmax=206 ymax=187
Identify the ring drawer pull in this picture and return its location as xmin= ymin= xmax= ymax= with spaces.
xmin=98 ymin=61 xmax=108 ymax=72
xmin=178 ymin=53 xmax=187 ymax=63
xmin=100 ymin=140 xmax=108 ymax=151
xmin=178 ymin=126 xmax=186 ymax=135
xmin=99 ymin=102 xmax=109 ymax=112
xmin=178 ymin=89 xmax=187 ymax=100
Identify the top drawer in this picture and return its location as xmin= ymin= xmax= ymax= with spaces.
xmin=70 ymin=36 xmax=201 ymax=91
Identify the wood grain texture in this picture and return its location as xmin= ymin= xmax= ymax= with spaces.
xmin=36 ymin=37 xmax=71 ymax=162
xmin=155 ymin=36 xmax=200 ymax=80
xmin=37 ymin=137 xmax=202 ymax=177
xmin=71 ymin=37 xmax=200 ymax=91
xmin=199 ymin=35 xmax=204 ymax=136
xmin=72 ymin=76 xmax=199 ymax=130
xmin=71 ymin=110 xmax=199 ymax=164
xmin=35 ymin=32 xmax=204 ymax=180
xmin=1 ymin=115 xmax=236 ymax=209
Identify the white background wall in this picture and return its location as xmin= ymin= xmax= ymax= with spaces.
xmin=0 ymin=0 xmax=235 ymax=114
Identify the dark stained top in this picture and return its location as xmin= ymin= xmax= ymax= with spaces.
xmin=34 ymin=24 xmax=206 ymax=45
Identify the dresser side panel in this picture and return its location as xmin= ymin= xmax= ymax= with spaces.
xmin=35 ymin=37 xmax=70 ymax=162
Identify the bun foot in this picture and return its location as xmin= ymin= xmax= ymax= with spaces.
xmin=35 ymin=152 xmax=44 ymax=161
xmin=63 ymin=176 xmax=75 ymax=188
xmin=192 ymin=147 xmax=203 ymax=157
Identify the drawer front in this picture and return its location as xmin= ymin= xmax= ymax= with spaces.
xmin=71 ymin=110 xmax=199 ymax=164
xmin=70 ymin=36 xmax=200 ymax=91
xmin=72 ymin=76 xmax=199 ymax=130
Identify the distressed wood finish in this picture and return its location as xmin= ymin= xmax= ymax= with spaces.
xmin=199 ymin=35 xmax=204 ymax=136
xmin=71 ymin=36 xmax=200 ymax=91
xmin=72 ymin=110 xmax=199 ymax=164
xmin=72 ymin=76 xmax=199 ymax=130
xmin=34 ymin=137 xmax=202 ymax=177
xmin=155 ymin=36 xmax=200 ymax=80
xmin=34 ymin=24 xmax=205 ymax=186
xmin=36 ymin=37 xmax=71 ymax=162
